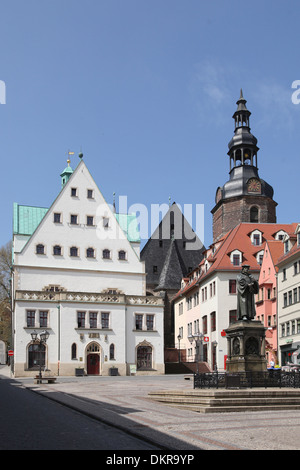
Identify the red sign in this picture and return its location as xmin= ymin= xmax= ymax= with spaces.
xmin=221 ymin=330 xmax=226 ymax=337
xmin=8 ymin=350 xmax=14 ymax=356
xmin=204 ymin=336 xmax=209 ymax=343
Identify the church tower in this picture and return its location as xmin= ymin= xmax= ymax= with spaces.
xmin=211 ymin=90 xmax=277 ymax=242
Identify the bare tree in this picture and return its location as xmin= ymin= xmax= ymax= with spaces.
xmin=0 ymin=241 xmax=12 ymax=347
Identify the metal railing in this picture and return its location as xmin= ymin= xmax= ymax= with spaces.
xmin=194 ymin=370 xmax=300 ymax=389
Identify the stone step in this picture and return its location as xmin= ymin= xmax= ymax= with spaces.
xmin=165 ymin=403 xmax=300 ymax=413
xmin=148 ymin=389 xmax=300 ymax=413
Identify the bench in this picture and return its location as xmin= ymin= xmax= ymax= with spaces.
xmin=34 ymin=376 xmax=57 ymax=384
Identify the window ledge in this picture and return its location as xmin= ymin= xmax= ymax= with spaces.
xmin=133 ymin=329 xmax=157 ymax=333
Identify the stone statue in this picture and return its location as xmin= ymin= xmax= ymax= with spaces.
xmin=237 ymin=265 xmax=259 ymax=321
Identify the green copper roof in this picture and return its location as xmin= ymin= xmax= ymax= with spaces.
xmin=13 ymin=203 xmax=48 ymax=236
xmin=115 ymin=213 xmax=140 ymax=242
xmin=13 ymin=203 xmax=140 ymax=243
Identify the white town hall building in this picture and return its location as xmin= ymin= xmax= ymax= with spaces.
xmin=12 ymin=155 xmax=164 ymax=377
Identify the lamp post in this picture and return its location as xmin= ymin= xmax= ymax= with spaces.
xmin=31 ymin=330 xmax=49 ymax=381
xmin=177 ymin=334 xmax=182 ymax=363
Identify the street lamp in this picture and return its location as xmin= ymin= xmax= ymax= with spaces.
xmin=177 ymin=334 xmax=182 ymax=363
xmin=31 ymin=330 xmax=49 ymax=381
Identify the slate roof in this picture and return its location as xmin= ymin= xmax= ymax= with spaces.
xmin=154 ymin=238 xmax=187 ymax=291
xmin=140 ymin=203 xmax=205 ymax=290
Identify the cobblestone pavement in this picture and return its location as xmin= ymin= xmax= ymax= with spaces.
xmin=1 ymin=366 xmax=300 ymax=451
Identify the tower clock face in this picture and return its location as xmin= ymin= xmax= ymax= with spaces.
xmin=247 ymin=178 xmax=261 ymax=193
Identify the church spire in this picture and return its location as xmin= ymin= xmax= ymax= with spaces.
xmin=211 ymin=91 xmax=277 ymax=242
xmin=228 ymin=90 xmax=259 ymax=170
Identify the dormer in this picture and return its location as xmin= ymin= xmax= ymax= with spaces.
xmin=256 ymin=249 xmax=264 ymax=265
xmin=295 ymin=225 xmax=300 ymax=246
xmin=204 ymin=259 xmax=211 ymax=273
xmin=283 ymin=234 xmax=291 ymax=254
xmin=274 ymin=229 xmax=287 ymax=241
xmin=230 ymin=249 xmax=243 ymax=266
xmin=250 ymin=229 xmax=263 ymax=246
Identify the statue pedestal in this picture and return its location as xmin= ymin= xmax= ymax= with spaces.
xmin=225 ymin=320 xmax=267 ymax=373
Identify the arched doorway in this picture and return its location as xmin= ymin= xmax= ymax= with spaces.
xmin=28 ymin=343 xmax=46 ymax=370
xmin=86 ymin=342 xmax=100 ymax=375
xmin=136 ymin=341 xmax=153 ymax=370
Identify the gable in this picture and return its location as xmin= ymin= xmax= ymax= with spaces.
xmin=13 ymin=160 xmax=143 ymax=272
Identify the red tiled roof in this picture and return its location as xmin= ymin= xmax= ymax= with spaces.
xmin=277 ymin=239 xmax=300 ymax=264
xmin=266 ymin=240 xmax=284 ymax=272
xmin=174 ymin=222 xmax=298 ymax=299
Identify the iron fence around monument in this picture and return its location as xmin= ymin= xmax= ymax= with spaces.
xmin=194 ymin=370 xmax=300 ymax=389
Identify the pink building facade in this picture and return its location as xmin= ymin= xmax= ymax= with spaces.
xmin=255 ymin=240 xmax=283 ymax=366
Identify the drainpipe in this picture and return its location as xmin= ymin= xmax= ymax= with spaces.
xmin=57 ymin=303 xmax=61 ymax=375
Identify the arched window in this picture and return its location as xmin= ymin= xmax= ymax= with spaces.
xmin=250 ymin=206 xmax=259 ymax=223
xmin=118 ymin=250 xmax=126 ymax=260
xmin=36 ymin=244 xmax=45 ymax=255
xmin=87 ymin=342 xmax=100 ymax=353
xmin=70 ymin=246 xmax=78 ymax=257
xmin=28 ymin=343 xmax=46 ymax=370
xmin=53 ymin=245 xmax=62 ymax=256
xmin=103 ymin=249 xmax=110 ymax=259
xmin=109 ymin=343 xmax=115 ymax=360
xmin=71 ymin=343 xmax=77 ymax=360
xmin=86 ymin=247 xmax=95 ymax=258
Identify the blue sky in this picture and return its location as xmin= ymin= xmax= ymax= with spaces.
xmin=1 ymin=0 xmax=300 ymax=250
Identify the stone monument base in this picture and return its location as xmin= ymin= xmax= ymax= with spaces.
xmin=225 ymin=320 xmax=267 ymax=373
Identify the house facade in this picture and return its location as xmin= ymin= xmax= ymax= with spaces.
xmin=277 ymin=225 xmax=300 ymax=366
xmin=174 ymin=223 xmax=297 ymax=372
xmin=255 ymin=240 xmax=286 ymax=366
xmin=12 ymin=157 xmax=164 ymax=377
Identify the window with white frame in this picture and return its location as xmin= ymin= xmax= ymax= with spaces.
xmin=250 ymin=230 xmax=262 ymax=246
xmin=275 ymin=230 xmax=287 ymax=241
xmin=230 ymin=250 xmax=242 ymax=266
xmin=134 ymin=313 xmax=155 ymax=331
xmin=101 ymin=312 xmax=110 ymax=329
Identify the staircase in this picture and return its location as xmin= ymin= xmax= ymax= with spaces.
xmin=148 ymin=388 xmax=300 ymax=413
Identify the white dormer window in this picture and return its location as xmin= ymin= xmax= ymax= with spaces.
xmin=204 ymin=260 xmax=211 ymax=272
xmin=275 ymin=230 xmax=287 ymax=241
xmin=250 ymin=229 xmax=262 ymax=246
xmin=256 ymin=249 xmax=264 ymax=265
xmin=230 ymin=249 xmax=242 ymax=266
xmin=284 ymin=239 xmax=289 ymax=254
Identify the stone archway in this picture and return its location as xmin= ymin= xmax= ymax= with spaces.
xmin=86 ymin=342 xmax=101 ymax=375
xmin=136 ymin=340 xmax=153 ymax=370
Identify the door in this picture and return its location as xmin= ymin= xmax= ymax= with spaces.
xmin=87 ymin=353 xmax=100 ymax=375
xmin=137 ymin=346 xmax=152 ymax=370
